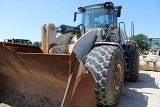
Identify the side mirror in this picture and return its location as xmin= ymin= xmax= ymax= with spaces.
xmin=117 ymin=9 xmax=121 ymax=17
xmin=74 ymin=12 xmax=77 ymax=22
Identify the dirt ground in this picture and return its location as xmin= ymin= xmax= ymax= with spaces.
xmin=0 ymin=89 xmax=55 ymax=107
xmin=0 ymin=70 xmax=160 ymax=107
xmin=116 ymin=70 xmax=160 ymax=107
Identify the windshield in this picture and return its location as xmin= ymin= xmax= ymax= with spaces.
xmin=81 ymin=6 xmax=109 ymax=30
xmin=150 ymin=38 xmax=160 ymax=49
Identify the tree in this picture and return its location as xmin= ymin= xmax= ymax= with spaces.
xmin=131 ymin=34 xmax=149 ymax=53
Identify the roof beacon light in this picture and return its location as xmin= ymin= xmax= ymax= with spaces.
xmin=78 ymin=7 xmax=85 ymax=12
xmin=104 ymin=2 xmax=114 ymax=9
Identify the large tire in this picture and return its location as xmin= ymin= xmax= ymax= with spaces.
xmin=127 ymin=50 xmax=139 ymax=81
xmin=85 ymin=45 xmax=124 ymax=106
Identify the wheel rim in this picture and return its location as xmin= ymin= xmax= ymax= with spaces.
xmin=114 ymin=63 xmax=122 ymax=91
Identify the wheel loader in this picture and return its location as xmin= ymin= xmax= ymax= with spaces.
xmin=0 ymin=2 xmax=139 ymax=107
xmin=140 ymin=38 xmax=160 ymax=71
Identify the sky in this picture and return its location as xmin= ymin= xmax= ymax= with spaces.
xmin=0 ymin=0 xmax=160 ymax=42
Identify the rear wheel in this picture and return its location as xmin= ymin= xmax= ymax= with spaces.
xmin=85 ymin=45 xmax=124 ymax=106
xmin=127 ymin=50 xmax=139 ymax=81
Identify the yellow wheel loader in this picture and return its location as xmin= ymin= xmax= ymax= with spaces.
xmin=0 ymin=2 xmax=139 ymax=107
xmin=140 ymin=38 xmax=160 ymax=71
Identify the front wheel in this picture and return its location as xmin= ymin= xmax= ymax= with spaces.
xmin=85 ymin=45 xmax=124 ymax=106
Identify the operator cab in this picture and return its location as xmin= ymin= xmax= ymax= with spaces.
xmin=74 ymin=2 xmax=122 ymax=32
xmin=150 ymin=38 xmax=160 ymax=49
xmin=149 ymin=38 xmax=160 ymax=55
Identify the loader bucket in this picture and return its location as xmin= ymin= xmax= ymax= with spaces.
xmin=0 ymin=42 xmax=96 ymax=107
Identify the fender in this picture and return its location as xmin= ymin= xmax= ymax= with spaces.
xmin=129 ymin=40 xmax=138 ymax=51
xmin=95 ymin=42 xmax=124 ymax=52
xmin=72 ymin=29 xmax=98 ymax=63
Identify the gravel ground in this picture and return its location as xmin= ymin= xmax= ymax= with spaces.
xmin=0 ymin=70 xmax=160 ymax=107
xmin=116 ymin=70 xmax=160 ymax=107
